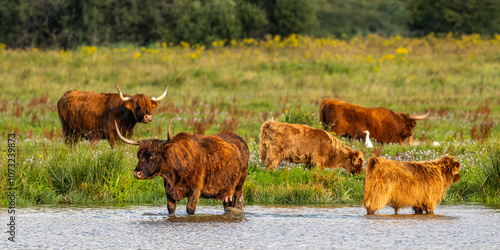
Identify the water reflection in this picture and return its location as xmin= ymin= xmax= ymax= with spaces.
xmin=2 ymin=203 xmax=499 ymax=248
xmin=141 ymin=212 xmax=247 ymax=224
xmin=366 ymin=213 xmax=459 ymax=221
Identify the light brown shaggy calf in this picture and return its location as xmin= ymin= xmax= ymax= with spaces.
xmin=260 ymin=120 xmax=364 ymax=174
xmin=363 ymin=155 xmax=461 ymax=215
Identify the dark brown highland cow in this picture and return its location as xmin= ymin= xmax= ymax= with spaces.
xmin=364 ymin=156 xmax=461 ymax=215
xmin=320 ymin=99 xmax=429 ymax=144
xmin=116 ymin=120 xmax=249 ymax=215
xmin=260 ymin=120 xmax=364 ymax=174
xmin=57 ymin=85 xmax=168 ymax=148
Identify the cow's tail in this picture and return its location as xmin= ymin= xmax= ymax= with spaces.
xmin=319 ymin=102 xmax=326 ymax=129
xmin=259 ymin=121 xmax=273 ymax=163
xmin=319 ymin=101 xmax=332 ymax=130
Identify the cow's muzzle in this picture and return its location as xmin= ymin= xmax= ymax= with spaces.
xmin=143 ymin=114 xmax=152 ymax=123
xmin=134 ymin=171 xmax=145 ymax=179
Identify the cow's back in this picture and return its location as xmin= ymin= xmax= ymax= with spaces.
xmin=260 ymin=120 xmax=337 ymax=166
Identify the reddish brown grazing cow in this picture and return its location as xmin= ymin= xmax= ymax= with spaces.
xmin=363 ymin=155 xmax=461 ymax=215
xmin=116 ymin=120 xmax=249 ymax=215
xmin=57 ymin=85 xmax=168 ymax=148
xmin=320 ymin=99 xmax=429 ymax=144
xmin=260 ymin=120 xmax=364 ymax=174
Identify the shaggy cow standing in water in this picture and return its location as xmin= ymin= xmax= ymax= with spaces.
xmin=260 ymin=120 xmax=364 ymax=174
xmin=57 ymin=85 xmax=168 ymax=148
xmin=363 ymin=155 xmax=461 ymax=215
xmin=116 ymin=120 xmax=249 ymax=215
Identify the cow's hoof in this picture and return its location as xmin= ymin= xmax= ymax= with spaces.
xmin=186 ymin=208 xmax=196 ymax=215
xmin=224 ymin=207 xmax=243 ymax=214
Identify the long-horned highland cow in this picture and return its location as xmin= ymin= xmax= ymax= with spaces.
xmin=320 ymin=99 xmax=430 ymax=144
xmin=57 ymin=85 xmax=168 ymax=148
xmin=115 ymin=120 xmax=249 ymax=215
xmin=363 ymin=155 xmax=461 ymax=215
xmin=260 ymin=120 xmax=364 ymax=174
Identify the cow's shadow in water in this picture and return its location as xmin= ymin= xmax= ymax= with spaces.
xmin=364 ymin=213 xmax=459 ymax=223
xmin=140 ymin=209 xmax=248 ymax=224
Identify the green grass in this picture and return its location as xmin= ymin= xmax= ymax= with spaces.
xmin=1 ymin=139 xmax=499 ymax=206
xmin=0 ymin=34 xmax=499 ymax=205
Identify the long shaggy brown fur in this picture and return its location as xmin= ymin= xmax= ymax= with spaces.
xmin=131 ymin=130 xmax=249 ymax=215
xmin=320 ymin=99 xmax=428 ymax=144
xmin=57 ymin=90 xmax=159 ymax=148
xmin=363 ymin=155 xmax=461 ymax=215
xmin=259 ymin=120 xmax=364 ymax=174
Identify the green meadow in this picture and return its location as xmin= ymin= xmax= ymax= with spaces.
xmin=0 ymin=34 xmax=499 ymax=206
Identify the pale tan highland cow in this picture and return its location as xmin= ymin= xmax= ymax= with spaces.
xmin=363 ymin=155 xmax=462 ymax=215
xmin=259 ymin=120 xmax=364 ymax=174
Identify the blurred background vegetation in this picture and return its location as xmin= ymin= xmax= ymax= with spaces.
xmin=1 ymin=0 xmax=500 ymax=48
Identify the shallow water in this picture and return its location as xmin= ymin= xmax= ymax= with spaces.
xmin=2 ymin=203 xmax=500 ymax=248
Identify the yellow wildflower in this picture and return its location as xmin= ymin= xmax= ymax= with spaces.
xmin=378 ymin=54 xmax=395 ymax=63
xmin=180 ymin=41 xmax=190 ymax=48
xmin=365 ymin=55 xmax=373 ymax=63
xmin=134 ymin=53 xmax=141 ymax=59
xmin=396 ymin=47 xmax=408 ymax=55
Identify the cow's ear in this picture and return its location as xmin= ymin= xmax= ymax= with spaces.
xmin=125 ymin=102 xmax=134 ymax=111
xmin=151 ymin=101 xmax=158 ymax=108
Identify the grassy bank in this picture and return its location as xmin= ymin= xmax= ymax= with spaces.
xmin=1 ymin=34 xmax=499 ymax=205
xmin=1 ymin=139 xmax=499 ymax=206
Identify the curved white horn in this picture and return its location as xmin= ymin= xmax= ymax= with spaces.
xmin=409 ymin=109 xmax=430 ymax=120
xmin=114 ymin=85 xmax=131 ymax=101
xmin=160 ymin=119 xmax=174 ymax=144
xmin=114 ymin=121 xmax=139 ymax=145
xmin=151 ymin=86 xmax=169 ymax=101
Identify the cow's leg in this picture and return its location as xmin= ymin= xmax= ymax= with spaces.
xmin=61 ymin=123 xmax=70 ymax=144
xmin=186 ymin=187 xmax=201 ymax=215
xmin=365 ymin=206 xmax=376 ymax=215
xmin=393 ymin=207 xmax=399 ymax=215
xmin=64 ymin=128 xmax=78 ymax=146
xmin=413 ymin=207 xmax=424 ymax=214
xmin=166 ymin=195 xmax=176 ymax=215
xmin=364 ymin=193 xmax=389 ymax=215
xmin=331 ymin=121 xmax=348 ymax=137
xmin=164 ymin=180 xmax=176 ymax=215
xmin=425 ymin=203 xmax=435 ymax=214
xmin=107 ymin=129 xmax=117 ymax=148
xmin=260 ymin=146 xmax=267 ymax=165
xmin=233 ymin=177 xmax=246 ymax=210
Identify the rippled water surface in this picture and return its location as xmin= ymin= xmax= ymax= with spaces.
xmin=2 ymin=203 xmax=500 ymax=248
